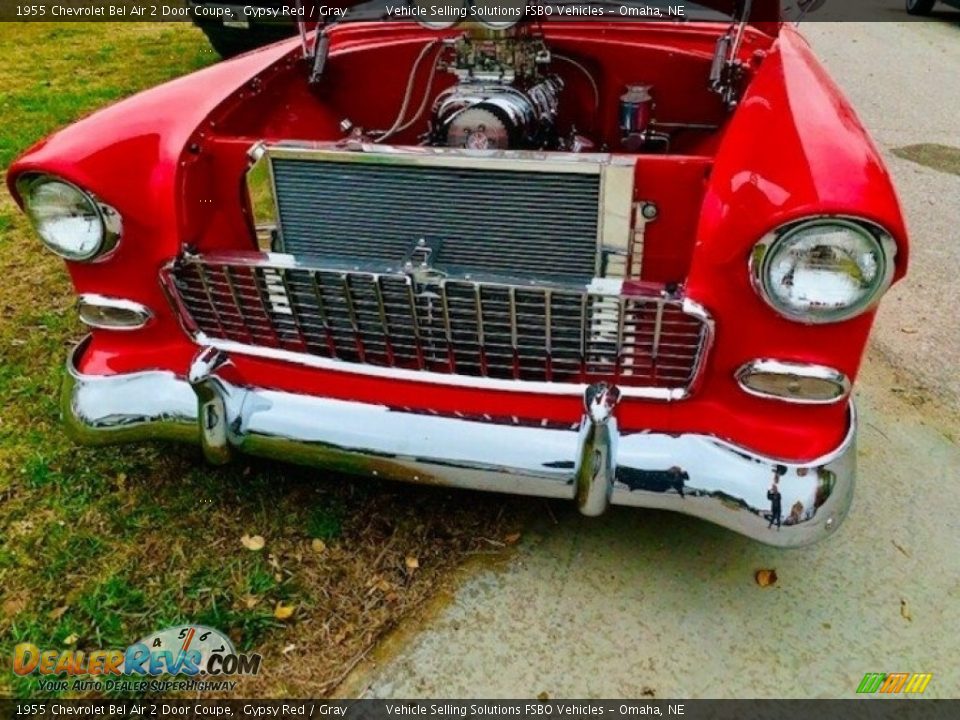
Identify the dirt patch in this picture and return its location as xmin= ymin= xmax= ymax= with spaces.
xmin=891 ymin=144 xmax=960 ymax=177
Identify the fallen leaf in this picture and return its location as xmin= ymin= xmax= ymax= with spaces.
xmin=900 ymin=327 xmax=919 ymax=335
xmin=754 ymin=568 xmax=778 ymax=588
xmin=115 ymin=473 xmax=127 ymax=489
xmin=282 ymin=644 xmax=297 ymax=655
xmin=480 ymin=537 xmax=506 ymax=548
xmin=311 ymin=539 xmax=327 ymax=554
xmin=504 ymin=532 xmax=522 ymax=545
xmin=405 ymin=555 xmax=420 ymax=571
xmin=274 ymin=603 xmax=295 ymax=621
xmin=642 ymin=687 xmax=656 ymax=698
xmin=537 ymin=692 xmax=550 ymax=702
xmin=900 ymin=599 xmax=912 ymax=622
xmin=243 ymin=595 xmax=259 ymax=609
xmin=3 ymin=597 xmax=27 ymax=618
xmin=241 ymin=534 xmax=265 ymax=551
xmin=64 ymin=633 xmax=79 ymax=645
xmin=48 ymin=606 xmax=69 ymax=621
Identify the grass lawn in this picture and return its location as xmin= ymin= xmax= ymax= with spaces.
xmin=0 ymin=22 xmax=519 ymax=698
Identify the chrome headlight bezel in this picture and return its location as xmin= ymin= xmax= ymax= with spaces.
xmin=16 ymin=173 xmax=122 ymax=262
xmin=749 ymin=217 xmax=897 ymax=325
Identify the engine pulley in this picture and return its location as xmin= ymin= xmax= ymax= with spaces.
xmin=432 ymin=76 xmax=563 ymax=150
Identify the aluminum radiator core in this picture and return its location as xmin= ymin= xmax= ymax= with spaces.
xmin=270 ymin=154 xmax=603 ymax=283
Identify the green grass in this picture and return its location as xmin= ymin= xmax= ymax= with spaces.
xmin=306 ymin=505 xmax=343 ymax=541
xmin=0 ymin=21 xmax=278 ymax=699
xmin=0 ymin=22 xmax=519 ymax=700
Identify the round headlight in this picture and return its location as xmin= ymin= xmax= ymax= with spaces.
xmin=750 ymin=218 xmax=896 ymax=324
xmin=17 ymin=175 xmax=121 ymax=262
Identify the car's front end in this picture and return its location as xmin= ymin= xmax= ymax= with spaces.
xmin=7 ymin=14 xmax=908 ymax=548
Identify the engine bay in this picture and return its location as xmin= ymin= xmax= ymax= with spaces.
xmin=325 ymin=24 xmax=749 ymax=155
xmin=202 ymin=21 xmax=772 ymax=282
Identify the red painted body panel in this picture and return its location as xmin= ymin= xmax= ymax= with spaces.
xmin=7 ymin=21 xmax=907 ymax=464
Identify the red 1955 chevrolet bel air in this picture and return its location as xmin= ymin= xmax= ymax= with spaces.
xmin=7 ymin=1 xmax=908 ymax=547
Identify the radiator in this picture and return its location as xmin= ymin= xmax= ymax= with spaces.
xmin=266 ymin=147 xmax=615 ymax=283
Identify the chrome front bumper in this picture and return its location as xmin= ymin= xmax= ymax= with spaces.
xmin=63 ymin=339 xmax=856 ymax=548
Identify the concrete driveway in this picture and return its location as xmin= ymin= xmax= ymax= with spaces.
xmin=341 ymin=19 xmax=960 ymax=699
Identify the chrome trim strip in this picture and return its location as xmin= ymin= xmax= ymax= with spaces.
xmin=264 ymin=142 xmax=635 ymax=174
xmin=191 ymin=334 xmax=689 ymax=400
xmin=245 ymin=141 xmax=281 ymax=252
xmin=735 ymin=359 xmax=852 ymax=405
xmin=77 ymin=294 xmax=153 ymax=331
xmin=597 ymin=162 xmax=636 ymax=278
xmin=62 ymin=338 xmax=857 ymax=548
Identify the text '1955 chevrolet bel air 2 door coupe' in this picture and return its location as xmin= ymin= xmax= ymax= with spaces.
xmin=7 ymin=1 xmax=908 ymax=547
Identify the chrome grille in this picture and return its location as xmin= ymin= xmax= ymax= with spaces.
xmin=165 ymin=255 xmax=710 ymax=394
xmin=270 ymin=156 xmax=602 ymax=282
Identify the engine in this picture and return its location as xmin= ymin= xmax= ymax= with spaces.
xmin=347 ymin=23 xmax=701 ymax=154
xmin=432 ymin=77 xmax=563 ymax=150
xmin=429 ymin=34 xmax=564 ymax=151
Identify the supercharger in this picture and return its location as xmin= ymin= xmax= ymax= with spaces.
xmin=431 ymin=75 xmax=564 ymax=150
